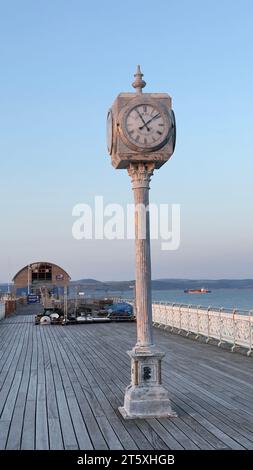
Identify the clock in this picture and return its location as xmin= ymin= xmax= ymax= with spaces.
xmin=168 ymin=108 xmax=176 ymax=152
xmin=107 ymin=67 xmax=176 ymax=169
xmin=107 ymin=109 xmax=113 ymax=154
xmin=120 ymin=102 xmax=172 ymax=152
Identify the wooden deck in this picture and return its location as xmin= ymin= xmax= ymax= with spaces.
xmin=1 ymin=308 xmax=253 ymax=450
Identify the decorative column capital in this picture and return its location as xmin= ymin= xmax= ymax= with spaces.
xmin=127 ymin=162 xmax=155 ymax=189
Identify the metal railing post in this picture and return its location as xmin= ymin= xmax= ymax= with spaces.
xmin=186 ymin=304 xmax=191 ymax=336
xmin=195 ymin=305 xmax=201 ymax=339
xmin=247 ymin=310 xmax=253 ymax=356
xmin=206 ymin=306 xmax=211 ymax=343
xmin=158 ymin=301 xmax=162 ymax=328
xmin=231 ymin=309 xmax=237 ymax=352
xmin=171 ymin=303 xmax=175 ymax=332
xmin=166 ymin=303 xmax=171 ymax=329
xmin=178 ymin=304 xmax=182 ymax=334
xmin=160 ymin=301 xmax=164 ymax=328
xmin=218 ymin=307 xmax=224 ymax=347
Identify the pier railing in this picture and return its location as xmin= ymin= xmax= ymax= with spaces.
xmin=0 ymin=301 xmax=5 ymax=321
xmin=119 ymin=299 xmax=253 ymax=356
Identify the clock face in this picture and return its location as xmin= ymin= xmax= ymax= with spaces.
xmin=124 ymin=104 xmax=169 ymax=149
xmin=107 ymin=109 xmax=113 ymax=154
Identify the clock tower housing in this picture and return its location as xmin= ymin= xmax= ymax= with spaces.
xmin=107 ymin=66 xmax=176 ymax=169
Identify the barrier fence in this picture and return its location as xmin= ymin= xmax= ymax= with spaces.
xmin=0 ymin=297 xmax=25 ymax=320
xmin=0 ymin=302 xmax=5 ymax=321
xmin=120 ymin=299 xmax=253 ymax=356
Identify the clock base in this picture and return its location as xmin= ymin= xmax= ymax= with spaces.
xmin=119 ymin=348 xmax=177 ymax=420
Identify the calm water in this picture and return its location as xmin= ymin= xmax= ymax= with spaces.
xmin=150 ymin=289 xmax=253 ymax=311
xmin=72 ymin=288 xmax=253 ymax=312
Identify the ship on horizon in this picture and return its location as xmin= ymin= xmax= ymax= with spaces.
xmin=184 ymin=287 xmax=211 ymax=294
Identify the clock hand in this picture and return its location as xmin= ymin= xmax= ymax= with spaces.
xmin=139 ymin=113 xmax=160 ymax=130
xmin=136 ymin=110 xmax=150 ymax=131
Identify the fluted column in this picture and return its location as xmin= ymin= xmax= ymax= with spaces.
xmin=128 ymin=162 xmax=155 ymax=348
xmin=119 ymin=161 xmax=176 ymax=419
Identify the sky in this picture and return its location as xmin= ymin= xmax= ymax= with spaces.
xmin=0 ymin=0 xmax=253 ymax=282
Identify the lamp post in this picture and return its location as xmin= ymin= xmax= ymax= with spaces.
xmin=107 ymin=67 xmax=176 ymax=418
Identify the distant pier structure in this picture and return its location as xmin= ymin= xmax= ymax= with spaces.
xmin=12 ymin=261 xmax=71 ymax=296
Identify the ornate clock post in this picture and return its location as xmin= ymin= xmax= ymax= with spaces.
xmin=107 ymin=66 xmax=176 ymax=418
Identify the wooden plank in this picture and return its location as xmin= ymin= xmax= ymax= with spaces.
xmin=0 ymin=323 xmax=26 ymax=398
xmin=170 ymin=389 xmax=245 ymax=450
xmin=48 ymin=418 xmax=64 ymax=450
xmin=85 ymin=336 xmax=211 ymax=449
xmin=197 ymin=363 xmax=253 ymax=407
xmin=186 ymin=392 xmax=253 ymax=449
xmin=178 ymin=359 xmax=253 ymax=406
xmin=21 ymin=324 xmax=38 ymax=450
xmin=2 ymin=315 xmax=253 ymax=451
xmin=0 ymin=421 xmax=10 ymax=450
xmin=62 ymin=325 xmax=184 ymax=450
xmin=66 ymin=379 xmax=108 ymax=450
xmin=6 ymin=325 xmax=33 ymax=450
xmin=45 ymin=365 xmax=60 ymax=419
xmin=161 ymin=409 xmax=214 ymax=450
xmin=70 ymin=322 xmax=230 ymax=448
xmin=62 ymin=324 xmax=202 ymax=446
xmin=1 ymin=371 xmax=23 ymax=421
xmin=0 ymin=324 xmax=19 ymax=364
xmin=6 ymin=405 xmax=25 ymax=450
xmin=49 ymin=324 xmax=132 ymax=449
xmin=167 ymin=366 xmax=253 ymax=435
xmin=45 ymin=328 xmax=93 ymax=450
xmin=58 ymin=324 xmax=253 ymax=452
xmin=157 ymin=418 xmax=199 ymax=450
xmin=43 ymin=331 xmax=79 ymax=450
xmin=49 ymin=326 xmax=147 ymax=450
xmin=143 ymin=419 xmax=183 ymax=450
xmin=168 ymin=370 xmax=253 ymax=444
xmin=35 ymin=326 xmax=49 ymax=450
xmin=170 ymin=368 xmax=253 ymax=438
xmin=94 ymin=324 xmax=252 ymax=448
xmin=96 ymin=416 xmax=124 ymax=450
xmin=36 ymin=394 xmax=49 ymax=450
xmin=21 ymin=399 xmax=36 ymax=450
xmin=133 ymin=420 xmax=171 ymax=450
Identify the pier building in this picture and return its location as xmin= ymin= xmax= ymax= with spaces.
xmin=12 ymin=261 xmax=71 ymax=296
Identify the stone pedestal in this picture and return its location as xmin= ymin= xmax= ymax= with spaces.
xmin=119 ymin=162 xmax=176 ymax=419
xmin=119 ymin=347 xmax=176 ymax=419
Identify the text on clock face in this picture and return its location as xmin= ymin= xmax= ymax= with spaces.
xmin=126 ymin=105 xmax=167 ymax=146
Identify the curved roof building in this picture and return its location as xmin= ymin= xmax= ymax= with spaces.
xmin=13 ymin=261 xmax=71 ymax=295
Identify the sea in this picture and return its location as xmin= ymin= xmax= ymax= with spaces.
xmin=75 ymin=288 xmax=253 ymax=313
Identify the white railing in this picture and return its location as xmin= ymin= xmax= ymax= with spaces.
xmin=0 ymin=301 xmax=5 ymax=321
xmin=120 ymin=299 xmax=253 ymax=356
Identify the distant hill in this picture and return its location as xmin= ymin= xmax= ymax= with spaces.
xmin=70 ymin=278 xmax=253 ymax=291
xmin=70 ymin=278 xmax=104 ymax=285
xmin=1 ymin=279 xmax=253 ymax=294
xmin=70 ymin=279 xmax=111 ymax=291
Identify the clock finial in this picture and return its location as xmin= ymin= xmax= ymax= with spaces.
xmin=132 ymin=65 xmax=146 ymax=94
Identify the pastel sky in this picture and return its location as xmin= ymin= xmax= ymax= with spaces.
xmin=0 ymin=0 xmax=252 ymax=282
